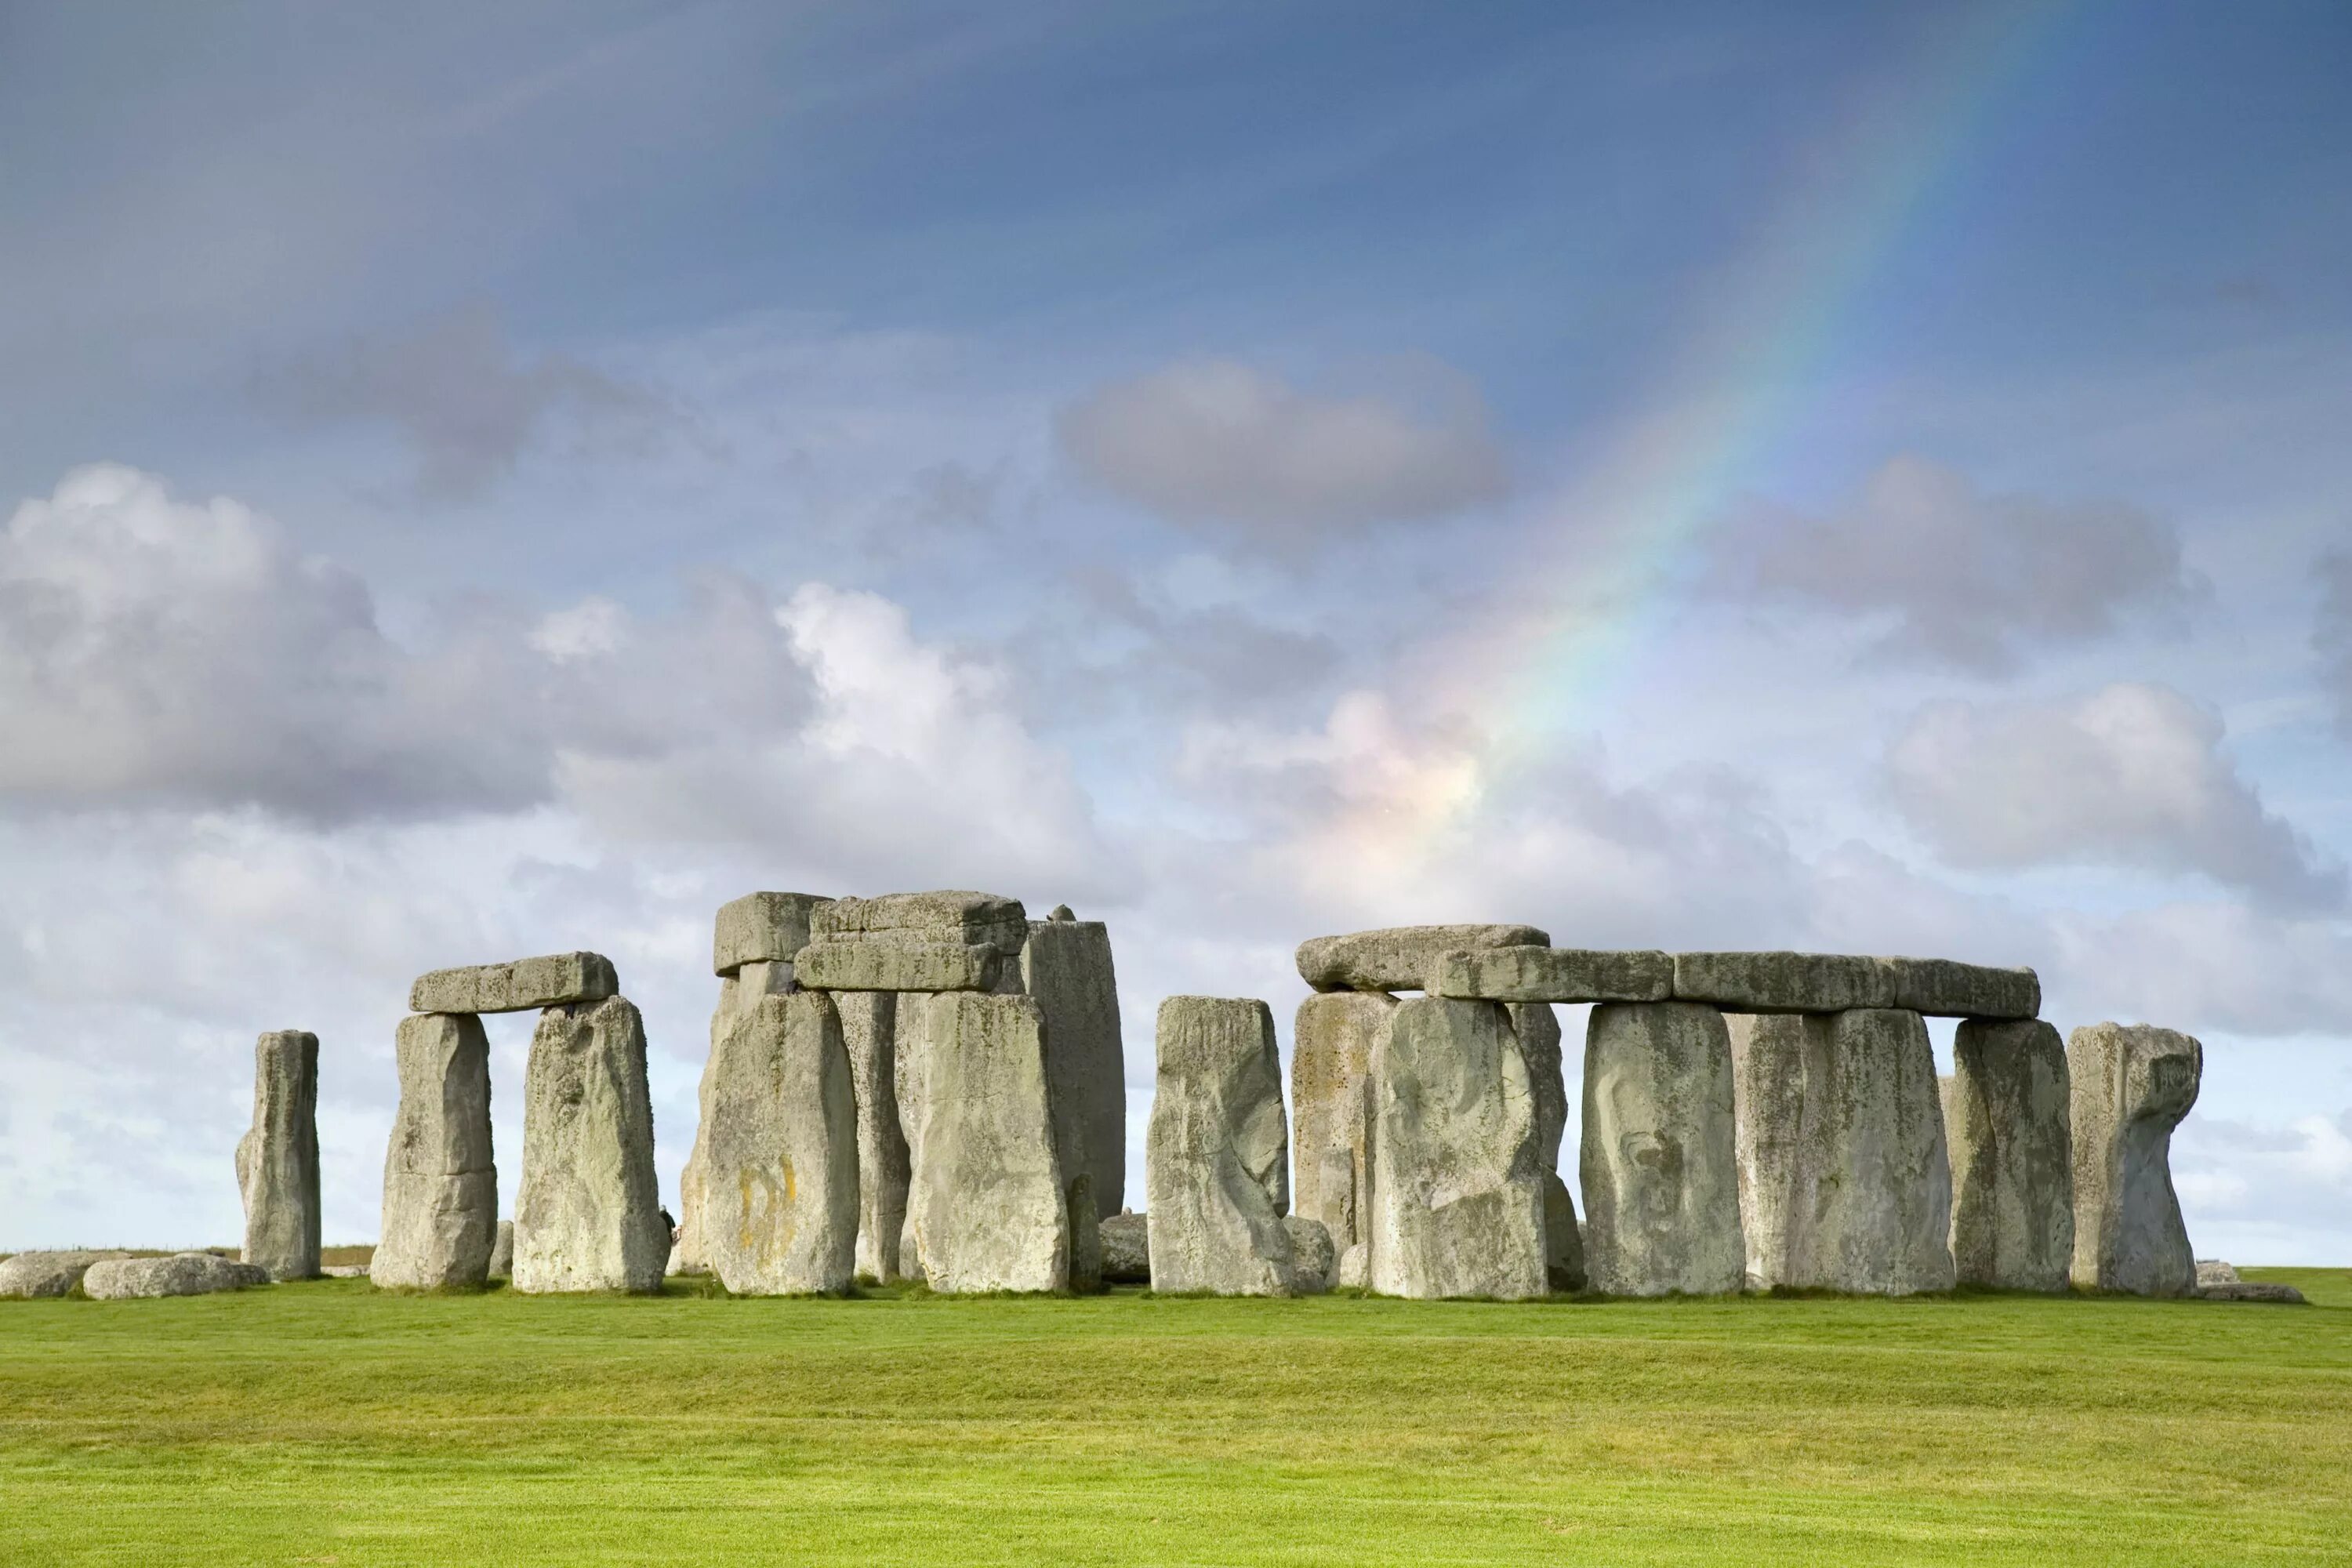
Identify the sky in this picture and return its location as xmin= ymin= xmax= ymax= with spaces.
xmin=3 ymin=0 xmax=2349 ymax=1263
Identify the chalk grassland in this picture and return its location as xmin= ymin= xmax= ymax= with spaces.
xmin=1 ymin=1271 xmax=2347 ymax=1566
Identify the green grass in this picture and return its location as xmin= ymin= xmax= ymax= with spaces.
xmin=3 ymin=1270 xmax=2347 ymax=1566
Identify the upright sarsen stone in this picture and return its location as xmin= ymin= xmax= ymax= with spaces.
xmin=699 ymin=993 xmax=858 ymax=1295
xmin=1021 ymin=917 xmax=1127 ymax=1220
xmin=1290 ymin=991 xmax=1393 ymax=1254
xmin=1949 ymin=1019 xmax=2073 ymax=1292
xmin=1369 ymin=997 xmax=1546 ymax=1300
xmin=677 ymin=959 xmax=796 ymax=1276
xmin=514 ymin=996 xmax=668 ymax=1294
xmin=1580 ymin=1003 xmax=1744 ymax=1296
xmin=902 ymin=992 xmax=1069 ymax=1293
xmin=237 ymin=1029 xmax=321 ymax=1281
xmin=375 ymin=1013 xmax=498 ymax=1290
xmin=1510 ymin=1002 xmax=1586 ymax=1291
xmin=839 ymin=990 xmax=909 ymax=1283
xmin=2069 ymin=1022 xmax=2201 ymax=1297
xmin=1145 ymin=997 xmax=1308 ymax=1296
xmin=1729 ymin=1014 xmax=1808 ymax=1290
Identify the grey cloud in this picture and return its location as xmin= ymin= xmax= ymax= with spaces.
xmin=2314 ymin=551 xmax=2352 ymax=733
xmin=1056 ymin=358 xmax=1507 ymax=546
xmin=1887 ymin=682 xmax=2343 ymax=911
xmin=260 ymin=305 xmax=673 ymax=499
xmin=1717 ymin=456 xmax=2201 ymax=674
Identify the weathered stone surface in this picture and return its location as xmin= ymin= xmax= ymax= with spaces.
xmin=1298 ymin=924 xmax=1549 ymax=994
xmin=82 ymin=1252 xmax=268 ymax=1300
xmin=676 ymin=961 xmax=799 ymax=1276
xmin=1431 ymin=947 xmax=1673 ymax=1004
xmin=837 ymin=990 xmax=909 ymax=1282
xmin=322 ymin=1264 xmax=370 ymax=1279
xmin=1541 ymin=1174 xmax=1586 ymax=1291
xmin=2201 ymin=1279 xmax=2306 ymax=1304
xmin=1733 ymin=1009 xmax=1954 ymax=1294
xmin=1673 ymin=952 xmax=1894 ymax=1014
xmin=1100 ymin=1212 xmax=1151 ymax=1283
xmin=1022 ymin=918 xmax=1127 ymax=1220
xmin=1879 ymin=957 xmax=2040 ymax=1021
xmin=902 ymin=992 xmax=1069 ymax=1293
xmin=1948 ymin=1019 xmax=2073 ymax=1291
xmin=699 ymin=993 xmax=859 ymax=1295
xmin=1368 ymin=997 xmax=1547 ymax=1300
xmin=1283 ymin=1216 xmax=1335 ymax=1292
xmin=2196 ymin=1258 xmax=2240 ymax=1287
xmin=0 ymin=1250 xmax=128 ymax=1298
xmin=237 ymin=1029 xmax=321 ymax=1281
xmin=374 ymin=1013 xmax=499 ymax=1290
xmin=1580 ymin=1002 xmax=1745 ymax=1296
xmin=811 ymin=891 xmax=1028 ymax=955
xmin=1337 ymin=1242 xmax=1368 ymax=1289
xmin=2070 ymin=1022 xmax=2202 ymax=1298
xmin=1290 ymin=992 xmax=1393 ymax=1254
xmin=488 ymin=1221 xmax=513 ymax=1278
xmin=1508 ymin=1001 xmax=1586 ymax=1291
xmin=409 ymin=952 xmax=618 ymax=1015
xmin=1145 ymin=997 xmax=1308 ymax=1296
xmin=794 ymin=936 xmax=1004 ymax=993
xmin=713 ymin=891 xmax=831 ymax=975
xmin=514 ymin=996 xmax=668 ymax=1294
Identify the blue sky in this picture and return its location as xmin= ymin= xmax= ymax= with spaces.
xmin=2 ymin=1 xmax=2348 ymax=1261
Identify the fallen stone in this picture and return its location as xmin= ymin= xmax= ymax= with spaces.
xmin=1672 ymin=952 xmax=1893 ymax=1014
xmin=811 ymin=891 xmax=1029 ymax=956
xmin=82 ymin=1252 xmax=268 ymax=1300
xmin=514 ymin=996 xmax=669 ymax=1294
xmin=1430 ymin=947 xmax=1672 ymax=1004
xmin=1878 ymin=957 xmax=2040 ymax=1021
xmin=1337 ymin=1242 xmax=1368 ymax=1289
xmin=1145 ymin=996 xmax=1308 ymax=1296
xmin=902 ymin=992 xmax=1069 ymax=1293
xmin=2201 ymin=1279 xmax=2306 ymax=1304
xmin=1580 ymin=1002 xmax=1745 ymax=1296
xmin=1729 ymin=1014 xmax=1809 ymax=1290
xmin=2196 ymin=1258 xmax=2241 ymax=1287
xmin=321 ymin=1263 xmax=370 ymax=1279
xmin=1298 ymin=924 xmax=1549 ymax=994
xmin=1948 ymin=1019 xmax=2073 ymax=1292
xmin=1369 ymin=997 xmax=1547 ymax=1300
xmin=1022 ymin=917 xmax=1127 ymax=1226
xmin=488 ymin=1221 xmax=514 ymax=1278
xmin=408 ymin=953 xmax=618 ymax=1015
xmin=713 ymin=891 xmax=831 ymax=975
xmin=374 ymin=1013 xmax=499 ymax=1290
xmin=1290 ymin=992 xmax=1393 ymax=1254
xmin=235 ymin=1029 xmax=321 ymax=1282
xmin=2070 ymin=1022 xmax=2202 ymax=1297
xmin=0 ymin=1250 xmax=129 ymax=1298
xmin=794 ymin=936 xmax=1004 ymax=993
xmin=837 ymin=990 xmax=909 ymax=1283
xmin=699 ymin=993 xmax=859 ymax=1295
xmin=1100 ymin=1211 xmax=1150 ymax=1283
xmin=1283 ymin=1216 xmax=1335 ymax=1293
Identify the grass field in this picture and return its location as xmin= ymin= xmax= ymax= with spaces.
xmin=3 ymin=1269 xmax=2348 ymax=1566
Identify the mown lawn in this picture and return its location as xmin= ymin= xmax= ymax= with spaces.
xmin=2 ymin=1269 xmax=2347 ymax=1566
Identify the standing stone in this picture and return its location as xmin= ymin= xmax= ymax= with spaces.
xmin=1735 ymin=1009 xmax=1954 ymax=1294
xmin=1021 ymin=916 xmax=1127 ymax=1219
xmin=1368 ymin=997 xmax=1547 ymax=1301
xmin=902 ymin=992 xmax=1069 ymax=1293
xmin=677 ymin=959 xmax=797 ymax=1276
xmin=236 ymin=1029 xmax=321 ymax=1281
xmin=488 ymin=1220 xmax=514 ymax=1279
xmin=699 ymin=993 xmax=859 ymax=1295
xmin=514 ymin=996 xmax=668 ymax=1294
xmin=1581 ymin=1002 xmax=1745 ymax=1296
xmin=375 ymin=1013 xmax=498 ymax=1290
xmin=1510 ymin=1002 xmax=1587 ymax=1291
xmin=1145 ymin=997 xmax=1309 ymax=1296
xmin=2069 ymin=1022 xmax=2201 ymax=1297
xmin=839 ymin=990 xmax=909 ymax=1283
xmin=1949 ymin=1019 xmax=2074 ymax=1292
xmin=1290 ymin=992 xmax=1393 ymax=1255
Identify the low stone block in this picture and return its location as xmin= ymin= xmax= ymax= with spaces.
xmin=408 ymin=952 xmax=618 ymax=1015
xmin=82 ymin=1253 xmax=267 ymax=1300
xmin=1879 ymin=957 xmax=2040 ymax=1021
xmin=2070 ymin=1022 xmax=2201 ymax=1297
xmin=1290 ymin=991 xmax=1394 ymax=1254
xmin=1368 ymin=997 xmax=1547 ymax=1300
xmin=514 ymin=996 xmax=668 ymax=1294
xmin=374 ymin=1013 xmax=498 ymax=1290
xmin=237 ymin=1029 xmax=321 ymax=1281
xmin=713 ymin=891 xmax=832 ymax=975
xmin=1949 ymin=1019 xmax=2073 ymax=1291
xmin=794 ymin=937 xmax=1004 ymax=993
xmin=0 ymin=1250 xmax=129 ymax=1298
xmin=1100 ymin=1212 xmax=1150 ymax=1283
xmin=488 ymin=1221 xmax=513 ymax=1279
xmin=2201 ymin=1280 xmax=2306 ymax=1304
xmin=1672 ymin=951 xmax=1893 ymax=1014
xmin=1145 ymin=996 xmax=1308 ymax=1296
xmin=2196 ymin=1258 xmax=2239 ymax=1287
xmin=1580 ymin=1002 xmax=1745 ymax=1296
xmin=902 ymin=992 xmax=1070 ymax=1293
xmin=1430 ymin=947 xmax=1672 ymax=1004
xmin=1297 ymin=924 xmax=1550 ymax=994
xmin=1283 ymin=1216 xmax=1335 ymax=1293
xmin=699 ymin=993 xmax=859 ymax=1295
xmin=811 ymin=891 xmax=1029 ymax=955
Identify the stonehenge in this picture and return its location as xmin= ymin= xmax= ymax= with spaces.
xmin=1290 ymin=989 xmax=1392 ymax=1256
xmin=1948 ymin=1020 xmax=2074 ymax=1291
xmin=838 ymin=990 xmax=909 ymax=1283
xmin=375 ymin=1012 xmax=498 ymax=1289
xmin=83 ymin=1253 xmax=270 ymax=1300
xmin=697 ymin=992 xmax=859 ymax=1295
xmin=514 ymin=994 xmax=669 ymax=1294
xmin=2069 ymin=1022 xmax=2201 ymax=1297
xmin=0 ymin=1250 xmax=129 ymax=1298
xmin=236 ymin=1029 xmax=321 ymax=1281
xmin=1581 ymin=1003 xmax=1744 ymax=1296
xmin=1512 ymin=1002 xmax=1588 ymax=1292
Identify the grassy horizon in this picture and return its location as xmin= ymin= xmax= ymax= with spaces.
xmin=3 ymin=1269 xmax=2347 ymax=1565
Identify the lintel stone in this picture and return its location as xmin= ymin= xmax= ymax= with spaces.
xmin=1428 ymin=946 xmax=1672 ymax=1005
xmin=408 ymin=952 xmax=618 ymax=1014
xmin=1297 ymin=924 xmax=1549 ymax=994
xmin=714 ymin=891 xmax=832 ymax=976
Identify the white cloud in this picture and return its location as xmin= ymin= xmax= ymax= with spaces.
xmin=2315 ymin=551 xmax=2352 ymax=733
xmin=1888 ymin=682 xmax=2343 ymax=910
xmin=1056 ymin=358 xmax=1507 ymax=543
